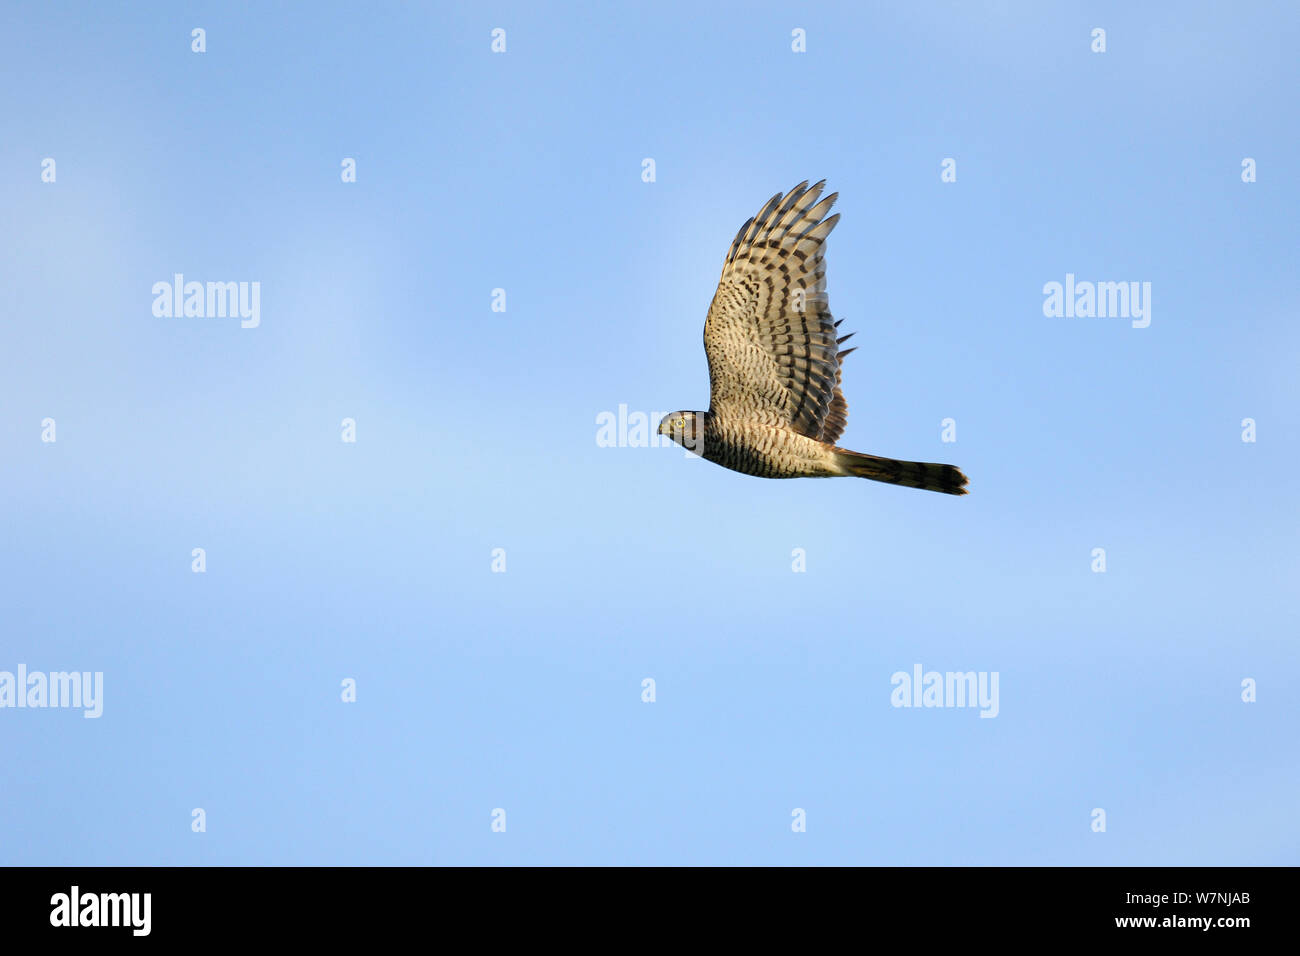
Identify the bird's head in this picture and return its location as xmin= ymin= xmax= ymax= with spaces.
xmin=657 ymin=410 xmax=705 ymax=452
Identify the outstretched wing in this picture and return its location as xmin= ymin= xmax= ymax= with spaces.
xmin=703 ymin=180 xmax=853 ymax=442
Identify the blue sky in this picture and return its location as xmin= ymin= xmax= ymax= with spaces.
xmin=1 ymin=1 xmax=1296 ymax=865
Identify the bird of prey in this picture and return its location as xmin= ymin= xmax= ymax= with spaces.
xmin=658 ymin=180 xmax=969 ymax=495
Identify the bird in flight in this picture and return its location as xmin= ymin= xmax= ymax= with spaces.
xmin=658 ymin=180 xmax=968 ymax=495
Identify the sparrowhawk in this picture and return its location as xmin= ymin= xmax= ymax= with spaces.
xmin=658 ymin=180 xmax=969 ymax=495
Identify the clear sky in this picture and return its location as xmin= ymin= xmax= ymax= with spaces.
xmin=1 ymin=1 xmax=1296 ymax=865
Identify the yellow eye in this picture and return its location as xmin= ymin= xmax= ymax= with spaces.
xmin=675 ymin=418 xmax=686 ymax=428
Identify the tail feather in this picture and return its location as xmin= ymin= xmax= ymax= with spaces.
xmin=834 ymin=447 xmax=969 ymax=495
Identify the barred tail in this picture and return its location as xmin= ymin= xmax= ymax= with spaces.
xmin=833 ymin=447 xmax=969 ymax=495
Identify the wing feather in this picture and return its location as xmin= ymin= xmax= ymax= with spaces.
xmin=703 ymin=180 xmax=853 ymax=441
